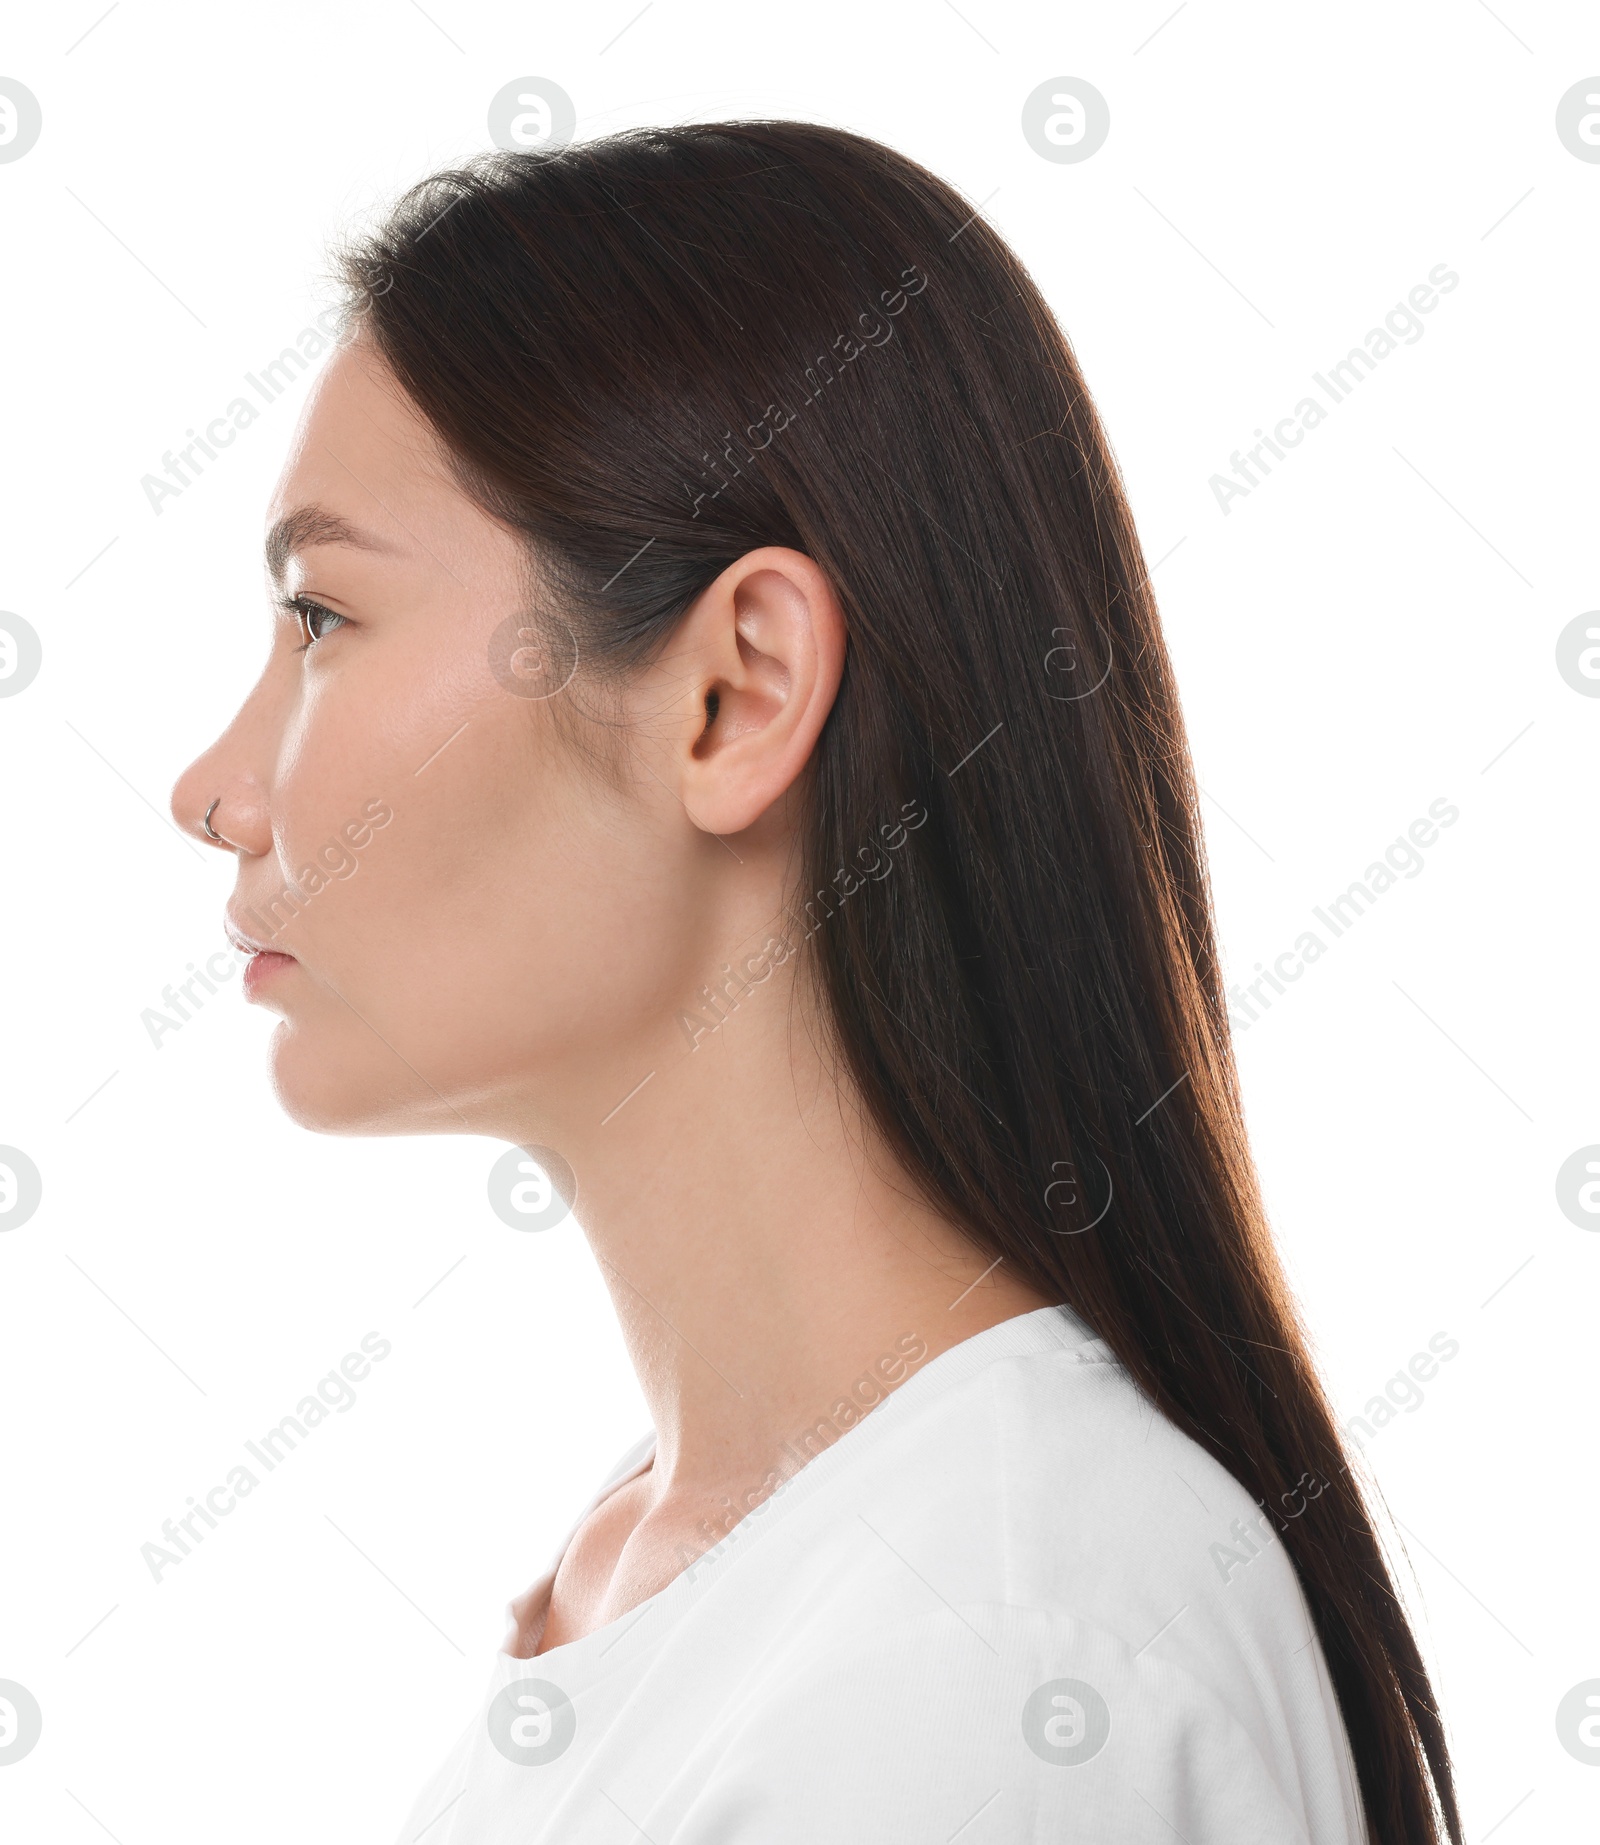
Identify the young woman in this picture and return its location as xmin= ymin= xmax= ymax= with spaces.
xmin=173 ymin=122 xmax=1459 ymax=1843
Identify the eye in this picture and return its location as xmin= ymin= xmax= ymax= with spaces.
xmin=284 ymin=594 xmax=348 ymax=650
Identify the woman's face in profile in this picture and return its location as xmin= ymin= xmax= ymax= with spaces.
xmin=172 ymin=338 xmax=704 ymax=1140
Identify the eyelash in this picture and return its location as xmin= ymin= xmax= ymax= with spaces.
xmin=281 ymin=594 xmax=347 ymax=651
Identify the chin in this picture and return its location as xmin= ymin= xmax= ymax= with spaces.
xmin=267 ymin=1021 xmax=444 ymax=1137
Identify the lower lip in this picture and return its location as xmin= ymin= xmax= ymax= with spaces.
xmin=242 ymin=951 xmax=297 ymax=999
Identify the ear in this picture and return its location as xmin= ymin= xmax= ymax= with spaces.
xmin=671 ymin=547 xmax=847 ymax=838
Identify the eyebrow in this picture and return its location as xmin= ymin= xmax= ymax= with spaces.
xmin=265 ymin=503 xmax=392 ymax=589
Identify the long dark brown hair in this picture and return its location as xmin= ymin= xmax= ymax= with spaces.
xmin=340 ymin=120 xmax=1458 ymax=1843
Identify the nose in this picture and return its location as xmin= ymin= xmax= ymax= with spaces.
xmin=171 ymin=741 xmax=270 ymax=855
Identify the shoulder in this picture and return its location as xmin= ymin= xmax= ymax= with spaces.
xmin=855 ymin=1320 xmax=1322 ymax=1662
xmin=699 ymin=1319 xmax=1364 ymax=1839
xmin=674 ymin=1599 xmax=1336 ymax=1844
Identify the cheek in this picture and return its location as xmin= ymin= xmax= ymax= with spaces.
xmin=406 ymin=731 xmax=690 ymax=1055
xmin=274 ymin=638 xmax=476 ymax=873
xmin=280 ymin=669 xmax=693 ymax=1081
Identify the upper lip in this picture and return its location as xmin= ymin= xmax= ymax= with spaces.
xmin=225 ymin=913 xmax=293 ymax=959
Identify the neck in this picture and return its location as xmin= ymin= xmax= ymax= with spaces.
xmin=514 ymin=941 xmax=1053 ymax=1517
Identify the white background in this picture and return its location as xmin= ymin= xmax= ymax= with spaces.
xmin=1 ymin=2 xmax=1595 ymax=1840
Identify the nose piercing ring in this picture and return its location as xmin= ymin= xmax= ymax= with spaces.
xmin=202 ymin=798 xmax=224 ymax=844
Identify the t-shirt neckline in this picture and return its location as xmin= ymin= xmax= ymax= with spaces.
xmin=495 ymin=1299 xmax=1104 ymax=1687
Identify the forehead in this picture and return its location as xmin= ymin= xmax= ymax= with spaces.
xmin=272 ymin=340 xmax=458 ymax=514
xmin=266 ymin=338 xmax=484 ymax=577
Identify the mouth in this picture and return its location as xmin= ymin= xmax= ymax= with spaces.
xmin=226 ymin=916 xmax=299 ymax=1002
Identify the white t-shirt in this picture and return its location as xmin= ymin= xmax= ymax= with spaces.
xmin=394 ymin=1303 xmax=1368 ymax=1843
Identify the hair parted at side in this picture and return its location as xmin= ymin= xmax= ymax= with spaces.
xmin=340 ymin=120 xmax=1460 ymax=1844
